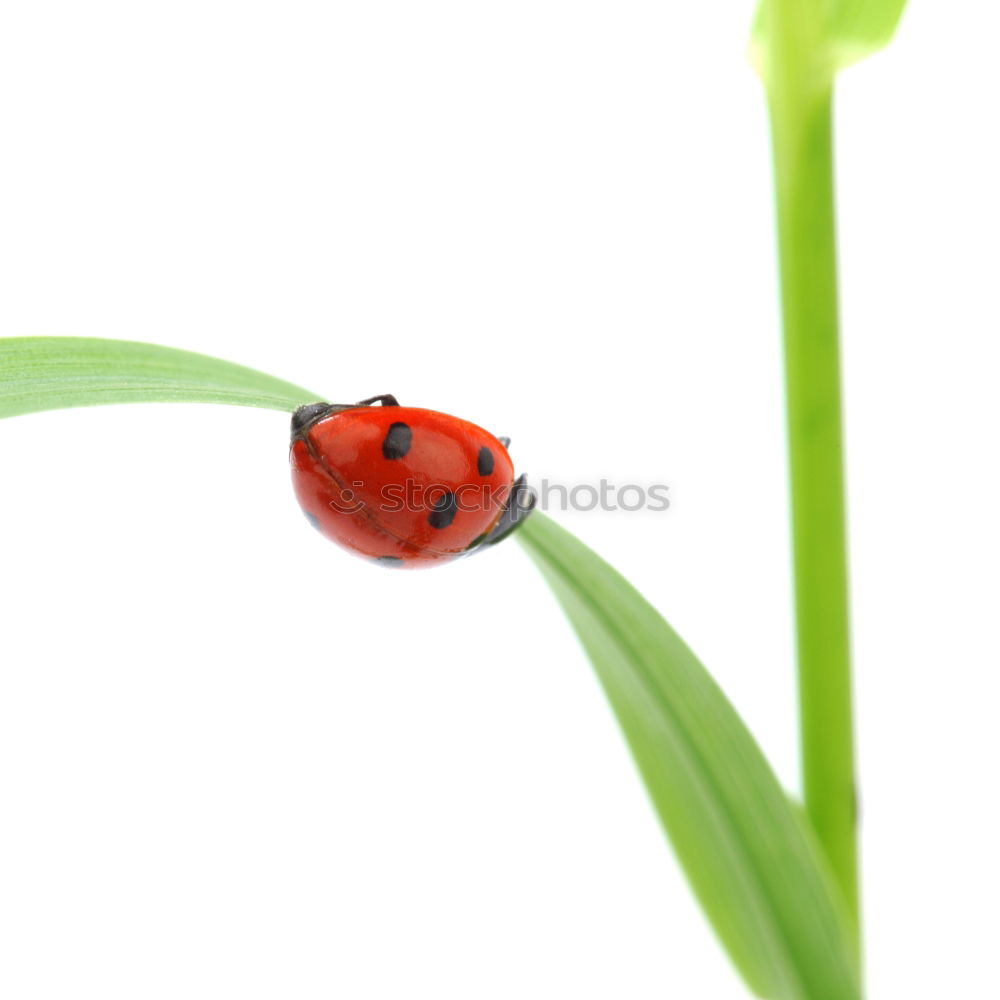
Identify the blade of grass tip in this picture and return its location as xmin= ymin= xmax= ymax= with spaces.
xmin=518 ymin=513 xmax=861 ymax=1000
xmin=749 ymin=0 xmax=909 ymax=74
xmin=0 ymin=337 xmax=319 ymax=419
xmin=825 ymin=0 xmax=910 ymax=69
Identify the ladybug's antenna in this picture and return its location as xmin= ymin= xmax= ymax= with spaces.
xmin=356 ymin=395 xmax=399 ymax=407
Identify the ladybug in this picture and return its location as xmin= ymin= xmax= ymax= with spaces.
xmin=289 ymin=395 xmax=536 ymax=567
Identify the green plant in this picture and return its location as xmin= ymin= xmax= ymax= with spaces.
xmin=0 ymin=1 xmax=910 ymax=995
xmin=751 ymin=0 xmax=909 ymax=962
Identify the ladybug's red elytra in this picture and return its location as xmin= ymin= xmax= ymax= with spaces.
xmin=290 ymin=395 xmax=536 ymax=568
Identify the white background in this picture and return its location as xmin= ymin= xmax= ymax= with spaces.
xmin=1 ymin=2 xmax=997 ymax=997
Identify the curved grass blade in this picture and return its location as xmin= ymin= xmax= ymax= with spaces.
xmin=0 ymin=337 xmax=318 ymax=419
xmin=1 ymin=335 xmax=861 ymax=996
xmin=518 ymin=513 xmax=860 ymax=1000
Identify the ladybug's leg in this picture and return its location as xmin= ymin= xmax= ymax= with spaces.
xmin=465 ymin=474 xmax=537 ymax=554
xmin=497 ymin=436 xmax=511 ymax=449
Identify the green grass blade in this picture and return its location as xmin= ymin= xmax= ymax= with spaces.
xmin=749 ymin=0 xmax=909 ymax=77
xmin=752 ymin=0 xmax=907 ymax=951
xmin=518 ymin=513 xmax=860 ymax=1000
xmin=0 ymin=337 xmax=318 ymax=419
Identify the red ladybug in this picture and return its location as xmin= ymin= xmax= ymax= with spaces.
xmin=289 ymin=395 xmax=536 ymax=567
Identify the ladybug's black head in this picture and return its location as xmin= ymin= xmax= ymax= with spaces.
xmin=291 ymin=395 xmax=401 ymax=440
xmin=290 ymin=402 xmax=336 ymax=439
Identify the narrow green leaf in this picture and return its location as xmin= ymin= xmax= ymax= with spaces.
xmin=2 ymin=335 xmax=861 ymax=997
xmin=518 ymin=513 xmax=860 ymax=1000
xmin=0 ymin=337 xmax=318 ymax=419
xmin=749 ymin=0 xmax=909 ymax=78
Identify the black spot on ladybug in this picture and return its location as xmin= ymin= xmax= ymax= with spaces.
xmin=374 ymin=555 xmax=405 ymax=566
xmin=304 ymin=511 xmax=321 ymax=531
xmin=382 ymin=422 xmax=412 ymax=460
xmin=428 ymin=491 xmax=458 ymax=530
xmin=477 ymin=446 xmax=494 ymax=477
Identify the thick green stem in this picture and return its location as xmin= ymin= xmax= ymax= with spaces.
xmin=764 ymin=0 xmax=860 ymax=954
